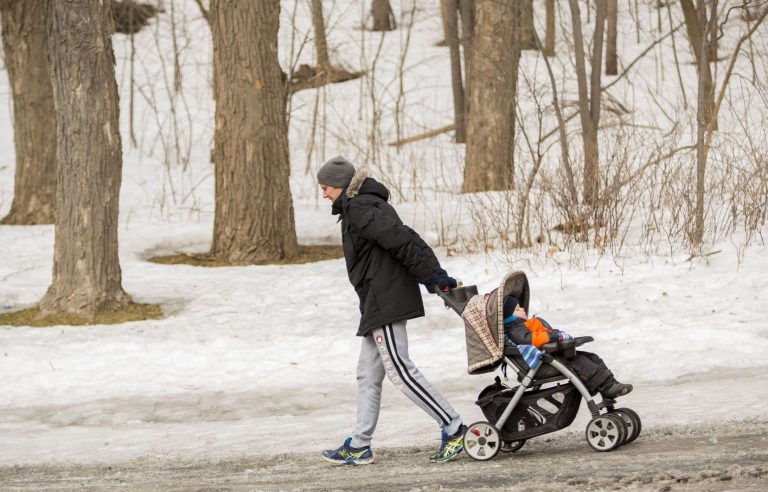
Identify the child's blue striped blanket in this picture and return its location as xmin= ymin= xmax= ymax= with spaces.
xmin=504 ymin=334 xmax=543 ymax=369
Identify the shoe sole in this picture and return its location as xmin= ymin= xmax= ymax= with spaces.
xmin=429 ymin=449 xmax=464 ymax=463
xmin=321 ymin=455 xmax=374 ymax=466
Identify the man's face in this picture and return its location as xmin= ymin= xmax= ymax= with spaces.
xmin=320 ymin=184 xmax=343 ymax=202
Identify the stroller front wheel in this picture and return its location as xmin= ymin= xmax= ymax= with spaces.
xmin=611 ymin=407 xmax=641 ymax=443
xmin=463 ymin=421 xmax=501 ymax=461
xmin=585 ymin=414 xmax=628 ymax=452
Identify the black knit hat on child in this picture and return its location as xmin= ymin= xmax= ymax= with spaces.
xmin=503 ymin=296 xmax=520 ymax=321
xmin=317 ymin=156 xmax=356 ymax=188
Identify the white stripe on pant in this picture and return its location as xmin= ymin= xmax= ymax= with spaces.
xmin=350 ymin=320 xmax=462 ymax=448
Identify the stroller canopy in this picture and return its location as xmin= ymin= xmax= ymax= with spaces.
xmin=462 ymin=271 xmax=530 ymax=374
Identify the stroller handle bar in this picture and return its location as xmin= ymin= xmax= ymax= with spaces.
xmin=435 ymin=285 xmax=479 ymax=315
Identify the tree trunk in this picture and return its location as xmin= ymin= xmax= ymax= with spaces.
xmin=38 ymin=0 xmax=131 ymax=318
xmin=520 ymin=0 xmax=537 ymax=50
xmin=681 ymin=0 xmax=716 ymax=128
xmin=605 ymin=0 xmax=618 ymax=75
xmin=441 ymin=0 xmax=466 ymax=143
xmin=459 ymin=0 xmax=474 ymax=118
xmin=588 ymin=0 xmax=607 ymax=204
xmin=569 ymin=0 xmax=605 ymax=205
xmin=462 ymin=0 xmax=521 ymax=193
xmin=681 ymin=0 xmax=703 ymax=62
xmin=693 ymin=0 xmax=718 ymax=248
xmin=707 ymin=0 xmax=718 ymax=60
xmin=0 ymin=0 xmax=56 ymax=225
xmin=544 ymin=0 xmax=555 ymax=57
xmin=209 ymin=0 xmax=298 ymax=264
xmin=310 ymin=0 xmax=331 ymax=69
xmin=371 ymin=0 xmax=395 ymax=31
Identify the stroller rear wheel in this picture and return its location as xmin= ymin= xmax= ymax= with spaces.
xmin=500 ymin=439 xmax=526 ymax=453
xmin=463 ymin=421 xmax=501 ymax=461
xmin=612 ymin=407 xmax=641 ymax=443
xmin=585 ymin=414 xmax=627 ymax=452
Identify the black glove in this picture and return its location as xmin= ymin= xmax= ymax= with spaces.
xmin=425 ymin=269 xmax=458 ymax=293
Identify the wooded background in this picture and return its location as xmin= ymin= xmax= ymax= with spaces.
xmin=0 ymin=0 xmax=766 ymax=321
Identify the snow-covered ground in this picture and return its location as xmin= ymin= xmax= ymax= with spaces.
xmin=1 ymin=1 xmax=767 ymax=466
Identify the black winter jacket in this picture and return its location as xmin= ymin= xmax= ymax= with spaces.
xmin=332 ymin=171 xmax=442 ymax=336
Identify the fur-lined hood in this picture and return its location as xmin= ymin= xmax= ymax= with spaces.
xmin=345 ymin=168 xmax=389 ymax=201
xmin=346 ymin=168 xmax=369 ymax=198
xmin=332 ymin=168 xmax=390 ymax=216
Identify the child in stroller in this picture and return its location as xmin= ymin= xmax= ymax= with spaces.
xmin=502 ymin=295 xmax=633 ymax=400
xmin=437 ymin=271 xmax=641 ymax=461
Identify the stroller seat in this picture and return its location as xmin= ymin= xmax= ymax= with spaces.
xmin=504 ymin=336 xmax=594 ymax=385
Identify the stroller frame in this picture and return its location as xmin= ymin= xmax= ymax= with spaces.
xmin=437 ymin=272 xmax=641 ymax=460
xmin=496 ymin=339 xmax=603 ymax=429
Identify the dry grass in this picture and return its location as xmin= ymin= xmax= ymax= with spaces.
xmin=148 ymin=245 xmax=344 ymax=267
xmin=0 ymin=302 xmax=163 ymax=327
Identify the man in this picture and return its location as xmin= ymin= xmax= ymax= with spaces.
xmin=318 ymin=156 xmax=466 ymax=465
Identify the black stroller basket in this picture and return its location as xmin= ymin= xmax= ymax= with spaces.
xmin=436 ymin=285 xmax=478 ymax=315
xmin=477 ymin=377 xmax=581 ymax=442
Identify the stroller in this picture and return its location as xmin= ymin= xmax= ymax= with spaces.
xmin=437 ymin=271 xmax=641 ymax=461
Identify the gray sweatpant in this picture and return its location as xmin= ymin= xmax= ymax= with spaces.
xmin=350 ymin=320 xmax=462 ymax=448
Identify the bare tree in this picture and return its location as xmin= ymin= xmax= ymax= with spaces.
xmin=569 ymin=0 xmax=607 ymax=204
xmin=462 ymin=0 xmax=521 ymax=192
xmin=544 ymin=0 xmax=555 ymax=57
xmin=520 ymin=0 xmax=537 ymax=50
xmin=692 ymin=0 xmax=716 ymax=249
xmin=209 ymin=0 xmax=298 ymax=264
xmin=38 ymin=0 xmax=132 ymax=318
xmin=0 ymin=0 xmax=56 ymax=225
xmin=459 ymin=0 xmax=475 ymax=104
xmin=310 ymin=0 xmax=331 ymax=69
xmin=440 ymin=0 xmax=466 ymax=142
xmin=605 ymin=0 xmax=618 ymax=75
xmin=371 ymin=0 xmax=395 ymax=31
xmin=681 ymin=0 xmax=716 ymax=127
xmin=290 ymin=0 xmax=362 ymax=91
xmin=707 ymin=0 xmax=718 ymax=60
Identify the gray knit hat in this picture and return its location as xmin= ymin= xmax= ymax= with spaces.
xmin=317 ymin=156 xmax=356 ymax=188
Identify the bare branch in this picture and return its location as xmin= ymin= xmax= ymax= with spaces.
xmin=193 ymin=0 xmax=210 ymax=25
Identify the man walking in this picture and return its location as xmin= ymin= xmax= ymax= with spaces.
xmin=318 ymin=156 xmax=466 ymax=465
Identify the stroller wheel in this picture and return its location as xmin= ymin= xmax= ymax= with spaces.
xmin=612 ymin=408 xmax=641 ymax=443
xmin=500 ymin=439 xmax=526 ymax=453
xmin=585 ymin=414 xmax=627 ymax=452
xmin=463 ymin=421 xmax=501 ymax=461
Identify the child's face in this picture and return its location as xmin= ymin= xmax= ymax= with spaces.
xmin=514 ymin=305 xmax=528 ymax=319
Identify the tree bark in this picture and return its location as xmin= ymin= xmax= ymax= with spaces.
xmin=38 ymin=0 xmax=131 ymax=318
xmin=441 ymin=0 xmax=466 ymax=143
xmin=605 ymin=0 xmax=618 ymax=75
xmin=310 ymin=0 xmax=331 ymax=69
xmin=707 ymin=0 xmax=718 ymax=60
xmin=544 ymin=0 xmax=555 ymax=57
xmin=693 ymin=0 xmax=718 ymax=248
xmin=209 ymin=0 xmax=298 ymax=264
xmin=0 ymin=0 xmax=56 ymax=225
xmin=462 ymin=0 xmax=521 ymax=193
xmin=371 ymin=0 xmax=395 ymax=32
xmin=569 ymin=0 xmax=606 ymax=205
xmin=459 ymin=0 xmax=474 ymax=118
xmin=520 ymin=0 xmax=537 ymax=50
xmin=681 ymin=0 xmax=716 ymax=128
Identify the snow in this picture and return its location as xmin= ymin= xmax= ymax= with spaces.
xmin=1 ymin=0 xmax=768 ymax=466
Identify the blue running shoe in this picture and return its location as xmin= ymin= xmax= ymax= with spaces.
xmin=321 ymin=437 xmax=374 ymax=465
xmin=430 ymin=424 xmax=467 ymax=463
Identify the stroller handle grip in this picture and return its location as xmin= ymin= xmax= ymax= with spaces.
xmin=435 ymin=285 xmax=479 ymax=316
